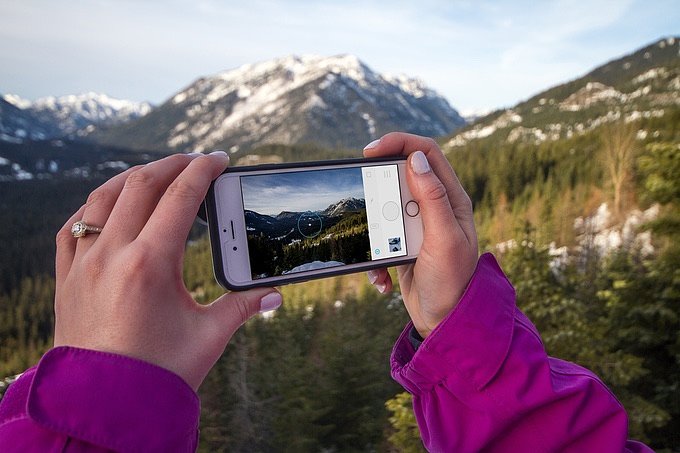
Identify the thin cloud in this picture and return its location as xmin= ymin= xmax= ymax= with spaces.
xmin=0 ymin=0 xmax=676 ymax=111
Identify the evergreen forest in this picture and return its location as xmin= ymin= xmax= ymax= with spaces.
xmin=1 ymin=107 xmax=679 ymax=451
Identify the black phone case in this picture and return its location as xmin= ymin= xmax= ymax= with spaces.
xmin=205 ymin=156 xmax=416 ymax=291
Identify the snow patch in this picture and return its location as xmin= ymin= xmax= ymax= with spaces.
xmin=446 ymin=110 xmax=522 ymax=147
xmin=96 ymin=161 xmax=130 ymax=171
xmin=574 ymin=203 xmax=659 ymax=256
xmin=361 ymin=112 xmax=376 ymax=136
xmin=2 ymin=94 xmax=32 ymax=109
xmin=282 ymin=260 xmax=345 ymax=274
xmin=10 ymin=163 xmax=34 ymax=180
xmin=383 ymin=74 xmax=432 ymax=98
xmin=633 ymin=67 xmax=668 ymax=84
xmin=560 ymin=82 xmax=622 ymax=111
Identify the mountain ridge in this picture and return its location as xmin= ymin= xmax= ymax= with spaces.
xmin=0 ymin=92 xmax=152 ymax=142
xmin=444 ymin=37 xmax=680 ymax=150
xmin=90 ymin=54 xmax=464 ymax=152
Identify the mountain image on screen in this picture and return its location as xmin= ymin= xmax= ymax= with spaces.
xmin=245 ymin=197 xmax=370 ymax=279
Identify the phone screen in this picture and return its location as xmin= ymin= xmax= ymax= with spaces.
xmin=239 ymin=164 xmax=407 ymax=280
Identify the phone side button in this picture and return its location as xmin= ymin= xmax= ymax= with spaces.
xmin=405 ymin=200 xmax=420 ymax=217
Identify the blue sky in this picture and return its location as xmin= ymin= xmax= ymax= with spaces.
xmin=241 ymin=168 xmax=364 ymax=215
xmin=0 ymin=0 xmax=678 ymax=113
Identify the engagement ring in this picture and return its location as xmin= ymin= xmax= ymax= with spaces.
xmin=71 ymin=221 xmax=103 ymax=238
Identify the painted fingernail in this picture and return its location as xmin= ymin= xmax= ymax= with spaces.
xmin=259 ymin=292 xmax=282 ymax=313
xmin=208 ymin=151 xmax=230 ymax=166
xmin=363 ymin=138 xmax=381 ymax=150
xmin=410 ymin=150 xmax=431 ymax=175
xmin=376 ymin=283 xmax=388 ymax=294
xmin=367 ymin=270 xmax=379 ymax=284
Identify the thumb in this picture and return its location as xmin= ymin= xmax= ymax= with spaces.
xmin=207 ymin=288 xmax=282 ymax=333
xmin=406 ymin=151 xmax=459 ymax=245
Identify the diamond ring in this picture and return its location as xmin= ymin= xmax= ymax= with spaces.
xmin=71 ymin=221 xmax=103 ymax=238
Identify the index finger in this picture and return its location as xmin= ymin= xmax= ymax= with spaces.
xmin=139 ymin=152 xmax=229 ymax=255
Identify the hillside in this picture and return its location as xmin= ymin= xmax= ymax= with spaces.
xmin=446 ymin=37 xmax=679 ymax=149
xmin=90 ymin=54 xmax=464 ymax=152
xmin=437 ymin=37 xmax=679 ymax=250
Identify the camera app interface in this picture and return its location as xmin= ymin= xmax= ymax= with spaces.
xmin=241 ymin=164 xmax=407 ymax=280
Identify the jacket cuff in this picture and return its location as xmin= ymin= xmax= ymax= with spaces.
xmin=27 ymin=346 xmax=200 ymax=452
xmin=391 ymin=253 xmax=515 ymax=394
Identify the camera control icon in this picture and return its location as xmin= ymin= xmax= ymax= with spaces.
xmin=382 ymin=201 xmax=400 ymax=221
xmin=297 ymin=212 xmax=323 ymax=238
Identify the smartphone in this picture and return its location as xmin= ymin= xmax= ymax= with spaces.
xmin=205 ymin=157 xmax=423 ymax=290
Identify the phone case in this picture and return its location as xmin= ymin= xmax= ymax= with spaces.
xmin=205 ymin=156 xmax=416 ymax=290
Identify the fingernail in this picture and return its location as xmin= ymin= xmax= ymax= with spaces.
xmin=376 ymin=283 xmax=387 ymax=294
xmin=188 ymin=152 xmax=203 ymax=159
xmin=259 ymin=292 xmax=282 ymax=313
xmin=410 ymin=150 xmax=431 ymax=175
xmin=208 ymin=151 xmax=230 ymax=167
xmin=367 ymin=270 xmax=379 ymax=284
xmin=363 ymin=138 xmax=381 ymax=150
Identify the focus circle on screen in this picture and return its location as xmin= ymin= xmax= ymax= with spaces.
xmin=382 ymin=201 xmax=400 ymax=221
xmin=297 ymin=212 xmax=323 ymax=238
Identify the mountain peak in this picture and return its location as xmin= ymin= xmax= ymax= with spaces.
xmin=32 ymin=92 xmax=152 ymax=116
xmin=103 ymin=53 xmax=464 ymax=153
xmin=216 ymin=54 xmax=369 ymax=83
xmin=323 ymin=197 xmax=366 ymax=216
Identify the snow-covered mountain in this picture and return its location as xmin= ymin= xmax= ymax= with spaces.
xmin=93 ymin=54 xmax=464 ymax=152
xmin=323 ymin=197 xmax=366 ymax=216
xmin=0 ymin=92 xmax=151 ymax=142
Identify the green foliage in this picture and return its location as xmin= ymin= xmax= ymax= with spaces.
xmin=0 ymin=276 xmax=55 ymax=381
xmin=385 ymin=392 xmax=425 ymax=453
xmin=638 ymin=142 xmax=680 ymax=205
xmin=196 ymin=266 xmax=409 ymax=451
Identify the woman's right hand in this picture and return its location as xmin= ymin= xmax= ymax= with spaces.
xmin=363 ymin=132 xmax=478 ymax=338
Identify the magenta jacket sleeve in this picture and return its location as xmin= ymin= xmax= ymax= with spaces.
xmin=391 ymin=253 xmax=653 ymax=453
xmin=0 ymin=346 xmax=200 ymax=452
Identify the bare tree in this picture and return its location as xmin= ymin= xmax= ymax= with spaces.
xmin=601 ymin=120 xmax=637 ymax=218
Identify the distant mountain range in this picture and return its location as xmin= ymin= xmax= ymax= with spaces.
xmin=89 ymin=54 xmax=464 ymax=152
xmin=245 ymin=197 xmax=366 ymax=243
xmin=443 ymin=37 xmax=679 ymax=150
xmin=0 ymin=92 xmax=151 ymax=142
xmin=0 ymin=38 xmax=678 ymax=183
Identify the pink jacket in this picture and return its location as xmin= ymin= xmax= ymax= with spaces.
xmin=0 ymin=254 xmax=652 ymax=452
